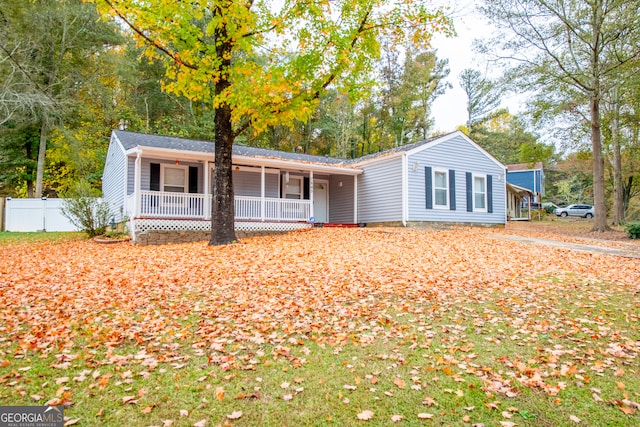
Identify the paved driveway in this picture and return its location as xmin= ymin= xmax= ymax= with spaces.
xmin=490 ymin=233 xmax=640 ymax=259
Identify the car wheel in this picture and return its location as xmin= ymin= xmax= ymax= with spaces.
xmin=585 ymin=213 xmax=593 ymax=218
xmin=560 ymin=212 xmax=568 ymax=217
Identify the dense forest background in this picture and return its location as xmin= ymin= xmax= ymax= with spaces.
xmin=1 ymin=0 xmax=639 ymax=220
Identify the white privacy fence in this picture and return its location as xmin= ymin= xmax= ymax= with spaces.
xmin=4 ymin=198 xmax=81 ymax=232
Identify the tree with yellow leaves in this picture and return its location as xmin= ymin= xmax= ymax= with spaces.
xmin=91 ymin=0 xmax=452 ymax=244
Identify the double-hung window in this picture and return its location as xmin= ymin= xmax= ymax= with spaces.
xmin=284 ymin=176 xmax=303 ymax=199
xmin=433 ymin=169 xmax=448 ymax=208
xmin=161 ymin=165 xmax=188 ymax=193
xmin=473 ymin=174 xmax=487 ymax=211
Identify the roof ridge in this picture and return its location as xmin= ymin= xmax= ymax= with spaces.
xmin=114 ymin=129 xmax=461 ymax=165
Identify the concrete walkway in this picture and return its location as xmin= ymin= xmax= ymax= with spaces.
xmin=490 ymin=234 xmax=640 ymax=259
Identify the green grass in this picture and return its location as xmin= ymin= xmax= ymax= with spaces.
xmin=1 ymin=278 xmax=638 ymax=426
xmin=0 ymin=231 xmax=84 ymax=244
xmin=1 ymin=228 xmax=638 ymax=426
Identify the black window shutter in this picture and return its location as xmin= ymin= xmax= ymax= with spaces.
xmin=150 ymin=163 xmax=160 ymax=191
xmin=487 ymin=175 xmax=493 ymax=213
xmin=425 ymin=167 xmax=433 ymax=209
xmin=189 ymin=166 xmax=198 ymax=193
xmin=303 ymin=177 xmax=310 ymax=200
xmin=449 ymin=169 xmax=456 ymax=210
xmin=466 ymin=172 xmax=473 ymax=212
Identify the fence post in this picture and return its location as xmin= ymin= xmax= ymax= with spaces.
xmin=41 ymin=197 xmax=47 ymax=232
xmin=0 ymin=198 xmax=5 ymax=231
xmin=4 ymin=197 xmax=11 ymax=231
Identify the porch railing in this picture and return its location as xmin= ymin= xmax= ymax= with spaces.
xmin=130 ymin=191 xmax=310 ymax=222
xmin=138 ymin=191 xmax=206 ymax=218
xmin=235 ymin=196 xmax=310 ymax=221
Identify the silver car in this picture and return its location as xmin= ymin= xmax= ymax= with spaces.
xmin=554 ymin=204 xmax=594 ymax=218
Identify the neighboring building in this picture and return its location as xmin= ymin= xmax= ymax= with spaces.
xmin=506 ymin=162 xmax=544 ymax=203
xmin=506 ymin=182 xmax=534 ymax=221
xmin=102 ymin=130 xmax=507 ymax=243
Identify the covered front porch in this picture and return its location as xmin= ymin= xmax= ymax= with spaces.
xmin=123 ymin=145 xmax=361 ymax=241
xmin=127 ymin=191 xmax=312 ymax=222
xmin=506 ymin=182 xmax=534 ymax=221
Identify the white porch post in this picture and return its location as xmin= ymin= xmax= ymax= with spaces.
xmin=353 ymin=175 xmax=358 ymax=224
xmin=134 ymin=150 xmax=142 ymax=217
xmin=204 ymin=160 xmax=210 ymax=220
xmin=309 ymin=170 xmax=314 ymax=222
xmin=261 ymin=166 xmax=266 ymax=221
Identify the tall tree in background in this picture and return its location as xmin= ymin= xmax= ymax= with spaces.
xmin=377 ymin=41 xmax=404 ymax=147
xmin=377 ymin=45 xmax=449 ymax=149
xmin=93 ymin=0 xmax=452 ymax=245
xmin=602 ymin=69 xmax=640 ymax=223
xmin=0 ymin=0 xmax=119 ymax=197
xmin=0 ymin=124 xmax=39 ymax=196
xmin=604 ymin=82 xmax=625 ymax=225
xmin=459 ymin=68 xmax=501 ymax=134
xmin=400 ymin=50 xmax=450 ymax=142
xmin=116 ymin=41 xmax=217 ymax=140
xmin=480 ymin=0 xmax=640 ymax=231
xmin=471 ymin=110 xmax=555 ymax=165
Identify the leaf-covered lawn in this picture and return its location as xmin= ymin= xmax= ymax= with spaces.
xmin=1 ymin=227 xmax=639 ymax=426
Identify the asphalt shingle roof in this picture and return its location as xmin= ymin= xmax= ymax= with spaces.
xmin=114 ymin=130 xmax=460 ymax=167
xmin=114 ymin=130 xmax=351 ymax=166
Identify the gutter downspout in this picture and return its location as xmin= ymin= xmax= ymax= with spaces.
xmin=401 ymin=153 xmax=408 ymax=227
xmin=503 ymin=168 xmax=507 ymax=225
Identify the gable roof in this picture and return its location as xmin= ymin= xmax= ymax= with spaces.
xmin=348 ymin=133 xmax=446 ymax=165
xmin=352 ymin=131 xmax=505 ymax=171
xmin=113 ymin=129 xmax=505 ymax=171
xmin=116 ymin=130 xmax=215 ymax=153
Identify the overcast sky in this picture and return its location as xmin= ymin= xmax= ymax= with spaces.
xmin=428 ymin=1 xmax=522 ymax=133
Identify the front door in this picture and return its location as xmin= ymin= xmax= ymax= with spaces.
xmin=313 ymin=181 xmax=328 ymax=223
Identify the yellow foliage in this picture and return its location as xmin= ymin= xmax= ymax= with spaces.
xmin=91 ymin=0 xmax=452 ymax=137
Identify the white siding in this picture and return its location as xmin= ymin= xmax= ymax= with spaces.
xmin=407 ymin=134 xmax=505 ymax=224
xmin=358 ymin=156 xmax=403 ymax=223
xmin=102 ymin=134 xmax=127 ymax=221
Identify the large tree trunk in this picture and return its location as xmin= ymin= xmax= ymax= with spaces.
xmin=209 ymin=102 xmax=237 ymax=245
xmin=589 ymin=0 xmax=609 ymax=232
xmin=590 ymin=91 xmax=609 ymax=231
xmin=35 ymin=121 xmax=48 ymax=197
xmin=612 ymin=131 xmax=624 ymax=226
xmin=623 ymin=176 xmax=633 ymax=212
xmin=209 ymin=33 xmax=237 ymax=246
